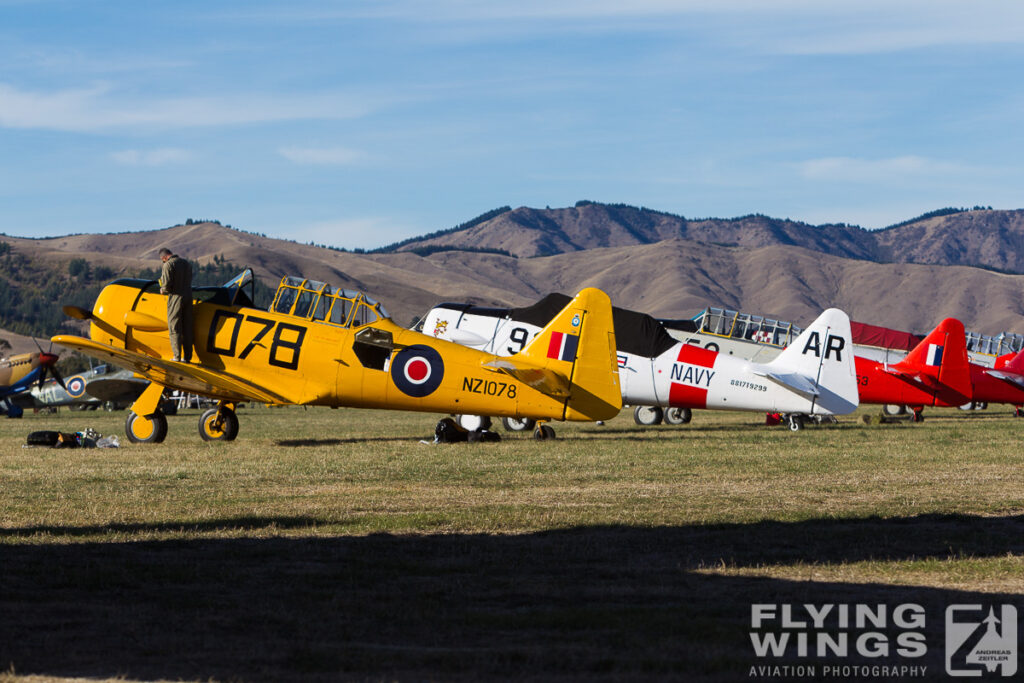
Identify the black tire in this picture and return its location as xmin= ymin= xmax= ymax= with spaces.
xmin=788 ymin=415 xmax=804 ymax=432
xmin=633 ymin=405 xmax=664 ymax=426
xmin=663 ymin=407 xmax=692 ymax=425
xmin=198 ymin=407 xmax=239 ymax=442
xmin=882 ymin=404 xmax=906 ymax=416
xmin=532 ymin=425 xmax=556 ymax=440
xmin=910 ymin=411 xmax=925 ymax=423
xmin=126 ymin=410 xmax=168 ymax=444
xmin=501 ymin=416 xmax=536 ymax=432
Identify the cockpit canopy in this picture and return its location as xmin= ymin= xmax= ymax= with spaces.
xmin=270 ymin=276 xmax=390 ymax=328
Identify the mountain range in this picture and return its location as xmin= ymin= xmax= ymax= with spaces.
xmin=2 ymin=203 xmax=1024 ymax=353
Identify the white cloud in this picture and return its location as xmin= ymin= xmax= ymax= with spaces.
xmin=285 ymin=217 xmax=418 ymax=250
xmin=245 ymin=0 xmax=1024 ymax=54
xmin=0 ymin=82 xmax=382 ymax=132
xmin=279 ymin=146 xmax=365 ymax=165
xmin=796 ymin=156 xmax=967 ymax=183
xmin=111 ymin=148 xmax=192 ymax=166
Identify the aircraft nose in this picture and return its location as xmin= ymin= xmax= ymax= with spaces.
xmin=39 ymin=352 xmax=59 ymax=366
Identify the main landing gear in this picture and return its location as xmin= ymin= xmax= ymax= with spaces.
xmin=199 ymin=403 xmax=239 ymax=442
xmin=125 ymin=383 xmax=242 ymax=444
xmin=632 ymin=405 xmax=693 ymax=426
xmin=125 ymin=382 xmax=169 ymax=443
xmin=532 ymin=423 xmax=556 ymax=440
xmin=126 ymin=410 xmax=168 ymax=443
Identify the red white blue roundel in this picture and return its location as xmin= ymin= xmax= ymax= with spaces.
xmin=66 ymin=375 xmax=87 ymax=398
xmin=391 ymin=345 xmax=445 ymax=398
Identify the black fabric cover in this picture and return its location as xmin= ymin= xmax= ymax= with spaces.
xmin=436 ymin=293 xmax=678 ymax=359
xmin=658 ymin=318 xmax=700 ymax=333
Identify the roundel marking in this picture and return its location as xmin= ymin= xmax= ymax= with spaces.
xmin=66 ymin=375 xmax=87 ymax=398
xmin=391 ymin=345 xmax=445 ymax=398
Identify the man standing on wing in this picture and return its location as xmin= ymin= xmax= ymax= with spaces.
xmin=158 ymin=247 xmax=195 ymax=362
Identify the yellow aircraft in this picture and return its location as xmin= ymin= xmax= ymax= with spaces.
xmin=52 ymin=269 xmax=621 ymax=443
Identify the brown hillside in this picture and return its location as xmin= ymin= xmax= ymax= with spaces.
xmin=9 ymin=222 xmax=1024 ymax=336
xmin=390 ymin=203 xmax=1024 ymax=275
xmin=395 ymin=204 xmax=878 ymax=260
xmin=875 ymin=209 xmax=1024 ymax=272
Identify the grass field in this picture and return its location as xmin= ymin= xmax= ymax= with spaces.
xmin=1 ymin=405 xmax=1022 ymax=682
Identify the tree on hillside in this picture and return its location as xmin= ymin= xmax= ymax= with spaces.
xmin=68 ymin=258 xmax=89 ymax=278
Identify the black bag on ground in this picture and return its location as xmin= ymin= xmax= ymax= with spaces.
xmin=467 ymin=429 xmax=501 ymax=443
xmin=434 ymin=418 xmax=468 ymax=443
xmin=26 ymin=431 xmax=60 ymax=447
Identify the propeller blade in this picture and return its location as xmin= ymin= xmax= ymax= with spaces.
xmin=49 ymin=367 xmax=69 ymax=392
xmin=63 ymin=305 xmax=94 ymax=321
xmin=36 ymin=351 xmax=61 ymax=390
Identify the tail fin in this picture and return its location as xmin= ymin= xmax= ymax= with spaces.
xmin=995 ymin=349 xmax=1024 ymax=373
xmin=493 ymin=288 xmax=621 ymax=421
xmin=891 ymin=318 xmax=971 ymax=399
xmin=764 ymin=308 xmax=859 ymax=414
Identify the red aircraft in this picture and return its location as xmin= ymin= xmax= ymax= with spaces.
xmin=969 ymin=349 xmax=1024 ymax=417
xmin=856 ymin=318 xmax=1024 ymax=420
xmin=854 ymin=318 xmax=972 ymax=421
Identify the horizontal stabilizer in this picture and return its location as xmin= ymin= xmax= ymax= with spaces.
xmin=985 ymin=369 xmax=1024 ymax=390
xmin=756 ymin=370 xmax=820 ymax=398
xmin=483 ymin=358 xmax=570 ymax=398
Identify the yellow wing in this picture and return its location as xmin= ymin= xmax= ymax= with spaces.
xmin=51 ymin=335 xmax=291 ymax=404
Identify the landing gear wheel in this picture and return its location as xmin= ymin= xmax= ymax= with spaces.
xmin=958 ymin=402 xmax=976 ymax=411
xmin=787 ymin=415 xmax=804 ymax=432
xmin=533 ymin=424 xmax=556 ymax=440
xmin=633 ymin=405 xmax=664 ymax=425
xmin=126 ymin=410 xmax=168 ymax=443
xmin=882 ymin=404 xmax=906 ymax=416
xmin=502 ymin=416 xmax=536 ymax=432
xmin=1015 ymin=407 xmax=1023 ymax=418
xmin=198 ymin=407 xmax=239 ymax=442
xmin=456 ymin=414 xmax=492 ymax=431
xmin=910 ymin=410 xmax=925 ymax=423
xmin=663 ymin=407 xmax=692 ymax=425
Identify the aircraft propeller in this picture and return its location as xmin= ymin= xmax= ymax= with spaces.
xmin=32 ymin=338 xmax=68 ymax=392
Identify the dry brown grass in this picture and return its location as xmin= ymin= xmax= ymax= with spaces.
xmin=1 ymin=405 xmax=1022 ymax=681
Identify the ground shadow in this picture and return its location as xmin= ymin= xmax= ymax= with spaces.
xmin=274 ymin=437 xmax=423 ymax=447
xmin=1 ymin=513 xmax=1021 ymax=681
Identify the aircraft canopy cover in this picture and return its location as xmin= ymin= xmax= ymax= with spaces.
xmin=850 ymin=321 xmax=922 ymax=352
xmin=510 ymin=293 xmax=677 ymax=359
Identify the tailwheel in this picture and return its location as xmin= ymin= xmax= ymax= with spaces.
xmin=533 ymin=424 xmax=556 ymax=440
xmin=787 ymin=414 xmax=804 ymax=432
xmin=663 ymin=407 xmax=692 ymax=425
xmin=126 ymin=410 xmax=168 ymax=443
xmin=633 ymin=405 xmax=664 ymax=425
xmin=198 ymin=406 xmax=239 ymax=442
xmin=501 ymin=416 xmax=536 ymax=432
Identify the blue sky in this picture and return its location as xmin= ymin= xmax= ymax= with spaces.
xmin=2 ymin=0 xmax=1023 ymax=249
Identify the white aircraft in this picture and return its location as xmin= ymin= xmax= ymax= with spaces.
xmin=419 ymin=295 xmax=858 ymax=431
